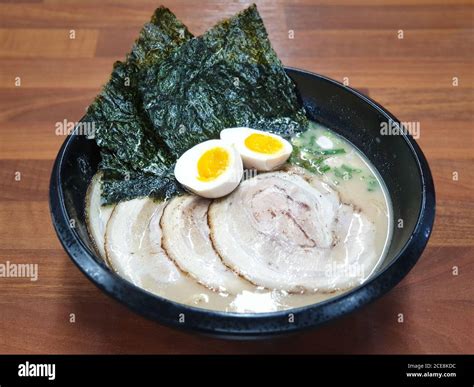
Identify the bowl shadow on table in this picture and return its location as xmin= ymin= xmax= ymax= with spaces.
xmin=188 ymin=289 xmax=409 ymax=354
xmin=62 ymin=270 xmax=408 ymax=354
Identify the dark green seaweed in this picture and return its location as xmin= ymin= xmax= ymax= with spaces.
xmin=85 ymin=7 xmax=193 ymax=204
xmin=140 ymin=4 xmax=308 ymax=159
xmin=88 ymin=5 xmax=308 ymax=204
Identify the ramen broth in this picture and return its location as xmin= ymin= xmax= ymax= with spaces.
xmin=88 ymin=122 xmax=392 ymax=313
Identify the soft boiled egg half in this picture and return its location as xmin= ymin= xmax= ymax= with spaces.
xmin=220 ymin=128 xmax=292 ymax=171
xmin=174 ymin=139 xmax=243 ymax=199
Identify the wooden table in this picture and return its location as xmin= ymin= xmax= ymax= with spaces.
xmin=0 ymin=0 xmax=472 ymax=354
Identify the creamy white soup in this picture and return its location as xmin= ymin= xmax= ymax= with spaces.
xmin=86 ymin=122 xmax=392 ymax=313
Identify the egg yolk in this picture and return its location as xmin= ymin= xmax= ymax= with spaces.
xmin=244 ymin=133 xmax=283 ymax=154
xmin=197 ymin=147 xmax=229 ymax=182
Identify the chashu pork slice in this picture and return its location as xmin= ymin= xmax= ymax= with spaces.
xmin=85 ymin=172 xmax=115 ymax=262
xmin=160 ymin=195 xmax=251 ymax=294
xmin=105 ymin=197 xmax=181 ymax=289
xmin=208 ymin=167 xmax=378 ymax=292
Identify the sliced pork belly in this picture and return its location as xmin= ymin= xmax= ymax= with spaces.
xmin=85 ymin=172 xmax=115 ymax=261
xmin=105 ymin=197 xmax=181 ymax=289
xmin=160 ymin=195 xmax=251 ymax=294
xmin=208 ymin=167 xmax=378 ymax=292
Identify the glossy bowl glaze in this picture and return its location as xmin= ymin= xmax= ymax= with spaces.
xmin=49 ymin=68 xmax=435 ymax=338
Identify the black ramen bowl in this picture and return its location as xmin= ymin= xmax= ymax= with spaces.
xmin=50 ymin=68 xmax=435 ymax=339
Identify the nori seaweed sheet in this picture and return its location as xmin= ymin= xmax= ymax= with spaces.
xmin=140 ymin=4 xmax=308 ymax=159
xmin=84 ymin=7 xmax=193 ymax=204
xmin=88 ymin=5 xmax=308 ymax=205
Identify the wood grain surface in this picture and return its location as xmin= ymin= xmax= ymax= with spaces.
xmin=0 ymin=0 xmax=473 ymax=354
